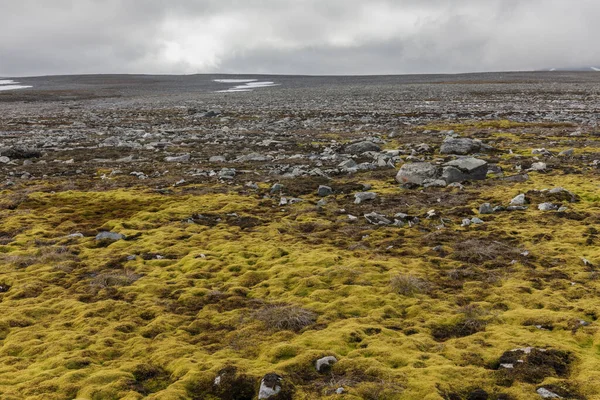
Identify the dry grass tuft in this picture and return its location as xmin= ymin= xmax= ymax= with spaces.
xmin=390 ymin=274 xmax=430 ymax=296
xmin=254 ymin=304 xmax=317 ymax=332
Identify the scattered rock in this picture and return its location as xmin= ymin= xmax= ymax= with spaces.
xmin=364 ymin=212 xmax=391 ymax=225
xmin=538 ymin=202 xmax=558 ymax=211
xmin=354 ymin=192 xmax=376 ymax=204
xmin=479 ymin=203 xmax=493 ymax=214
xmin=95 ymin=232 xmax=125 ymax=241
xmin=558 ymin=148 xmax=574 ymax=157
xmin=165 ymin=154 xmax=190 ymax=162
xmin=344 ymin=141 xmax=381 ymax=154
xmin=440 ymin=137 xmax=484 ymax=155
xmin=209 ymin=155 xmax=227 ymax=162
xmin=510 ymin=194 xmax=527 ymax=206
xmin=536 ymin=387 xmax=561 ymax=399
xmin=317 ymin=185 xmax=333 ymax=197
xmin=530 ymin=162 xmax=547 ymax=171
xmin=258 ymin=373 xmax=282 ymax=399
xmin=442 ymin=157 xmax=488 ymax=183
xmin=396 ymin=162 xmax=439 ymax=185
xmin=315 ymin=356 xmax=337 ymax=373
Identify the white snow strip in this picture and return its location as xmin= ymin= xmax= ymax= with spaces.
xmin=0 ymin=80 xmax=18 ymax=85
xmin=591 ymin=67 xmax=600 ymax=72
xmin=0 ymin=85 xmax=32 ymax=91
xmin=215 ymin=79 xmax=279 ymax=93
xmin=213 ymin=79 xmax=257 ymax=83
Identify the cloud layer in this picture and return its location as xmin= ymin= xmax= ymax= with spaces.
xmin=1 ymin=0 xmax=599 ymax=76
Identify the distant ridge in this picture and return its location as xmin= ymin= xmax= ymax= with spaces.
xmin=540 ymin=66 xmax=600 ymax=72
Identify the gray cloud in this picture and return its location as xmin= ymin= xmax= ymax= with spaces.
xmin=1 ymin=0 xmax=599 ymax=77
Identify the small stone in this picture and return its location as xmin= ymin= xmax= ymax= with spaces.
xmin=538 ymin=202 xmax=558 ymax=211
xmin=0 ymin=156 xmax=9 ymax=164
xmin=558 ymin=148 xmax=574 ymax=157
xmin=536 ymin=387 xmax=561 ymax=399
xmin=354 ymin=192 xmax=377 ymax=204
xmin=258 ymin=373 xmax=282 ymax=399
xmin=165 ymin=154 xmax=190 ymax=162
xmin=461 ymin=218 xmax=471 ymax=227
xmin=364 ymin=212 xmax=391 ymax=225
xmin=338 ymin=159 xmax=358 ymax=169
xmin=209 ymin=155 xmax=227 ymax=162
xmin=95 ymin=232 xmax=125 ymax=241
xmin=317 ymin=185 xmax=333 ymax=197
xmin=479 ymin=203 xmax=493 ymax=214
xmin=271 ymin=183 xmax=283 ymax=194
xmin=335 ymin=387 xmax=345 ymax=394
xmin=510 ymin=194 xmax=527 ymax=205
xmin=530 ymin=162 xmax=547 ymax=171
xmin=471 ymin=217 xmax=484 ymax=224
xmin=315 ymin=356 xmax=337 ymax=372
xmin=67 ymin=232 xmax=84 ymax=238
xmin=316 ymin=199 xmax=327 ymax=207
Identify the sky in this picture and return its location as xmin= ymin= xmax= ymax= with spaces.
xmin=1 ymin=0 xmax=599 ymax=77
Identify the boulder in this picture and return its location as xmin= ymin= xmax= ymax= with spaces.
xmin=441 ymin=157 xmax=488 ymax=183
xmin=479 ymin=203 xmax=494 ymax=214
xmin=95 ymin=232 xmax=125 ymax=241
xmin=510 ymin=194 xmax=527 ymax=206
xmin=344 ymin=141 xmax=381 ymax=154
xmin=165 ymin=154 xmax=190 ymax=162
xmin=440 ymin=137 xmax=482 ymax=155
xmin=396 ymin=162 xmax=439 ymax=185
xmin=317 ymin=185 xmax=333 ymax=197
xmin=354 ymin=192 xmax=377 ymax=204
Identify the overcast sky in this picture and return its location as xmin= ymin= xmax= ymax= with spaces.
xmin=1 ymin=0 xmax=599 ymax=77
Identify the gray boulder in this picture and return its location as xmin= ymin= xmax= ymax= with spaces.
xmin=338 ymin=159 xmax=358 ymax=169
xmin=396 ymin=162 xmax=439 ymax=185
xmin=95 ymin=232 xmax=125 ymax=241
xmin=209 ymin=155 xmax=227 ymax=163
xmin=440 ymin=137 xmax=482 ymax=155
xmin=538 ymin=202 xmax=558 ymax=211
xmin=441 ymin=157 xmax=488 ymax=183
xmin=317 ymin=185 xmax=333 ymax=197
xmin=165 ymin=154 xmax=190 ymax=163
xmin=344 ymin=141 xmax=381 ymax=154
xmin=510 ymin=194 xmax=527 ymax=206
xmin=354 ymin=192 xmax=377 ymax=204
xmin=558 ymin=148 xmax=574 ymax=157
xmin=479 ymin=203 xmax=494 ymax=214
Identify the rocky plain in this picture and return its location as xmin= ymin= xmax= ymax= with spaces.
xmin=1 ymin=72 xmax=600 ymax=399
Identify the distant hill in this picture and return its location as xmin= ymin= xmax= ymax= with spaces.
xmin=539 ymin=66 xmax=600 ymax=72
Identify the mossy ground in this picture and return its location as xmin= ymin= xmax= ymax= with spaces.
xmin=1 ymin=121 xmax=600 ymax=399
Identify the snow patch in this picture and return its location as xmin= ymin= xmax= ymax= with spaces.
xmin=214 ymin=78 xmax=279 ymax=93
xmin=0 ymin=79 xmax=32 ymax=91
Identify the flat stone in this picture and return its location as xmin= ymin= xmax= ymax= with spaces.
xmin=440 ymin=137 xmax=482 ymax=155
xmin=354 ymin=192 xmax=377 ymax=204
xmin=165 ymin=154 xmax=190 ymax=162
xmin=95 ymin=232 xmax=125 ymax=241
xmin=344 ymin=141 xmax=381 ymax=154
